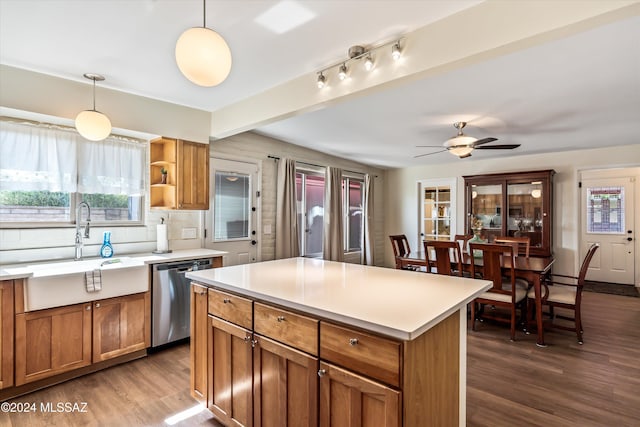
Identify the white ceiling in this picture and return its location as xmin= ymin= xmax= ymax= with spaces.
xmin=1 ymin=0 xmax=639 ymax=169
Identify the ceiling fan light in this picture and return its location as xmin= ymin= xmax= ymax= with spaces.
xmin=448 ymin=145 xmax=474 ymax=157
xmin=75 ymin=110 xmax=112 ymax=141
xmin=175 ymin=27 xmax=232 ymax=87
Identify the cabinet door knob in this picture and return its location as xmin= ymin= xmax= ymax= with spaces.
xmin=317 ymin=369 xmax=326 ymax=377
xmin=85 ymin=305 xmax=91 ymax=311
xmin=277 ymin=316 xmax=286 ymax=322
xmin=95 ymin=303 xmax=101 ymax=308
xmin=349 ymin=338 xmax=359 ymax=346
xmin=243 ymin=335 xmax=252 ymax=343
xmin=223 ymin=298 xmax=231 ymax=304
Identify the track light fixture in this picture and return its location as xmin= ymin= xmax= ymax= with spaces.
xmin=315 ymin=37 xmax=403 ymax=89
xmin=317 ymin=72 xmax=326 ymax=89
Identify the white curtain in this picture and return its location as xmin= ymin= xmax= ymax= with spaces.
xmin=0 ymin=120 xmax=145 ymax=196
xmin=323 ymin=166 xmax=344 ymax=261
xmin=0 ymin=120 xmax=78 ymax=192
xmin=362 ymin=173 xmax=375 ymax=265
xmin=78 ymin=137 xmax=146 ymax=196
xmin=275 ymin=158 xmax=300 ymax=259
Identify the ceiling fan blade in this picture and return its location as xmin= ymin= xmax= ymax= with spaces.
xmin=474 ymin=144 xmax=521 ymax=150
xmin=471 ymin=137 xmax=498 ymax=147
xmin=414 ymin=149 xmax=447 ymax=158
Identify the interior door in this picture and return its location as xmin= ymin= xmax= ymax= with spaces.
xmin=205 ymin=158 xmax=260 ymax=266
xmin=580 ymin=172 xmax=635 ymax=284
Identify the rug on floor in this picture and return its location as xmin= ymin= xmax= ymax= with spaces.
xmin=584 ymin=281 xmax=639 ymax=297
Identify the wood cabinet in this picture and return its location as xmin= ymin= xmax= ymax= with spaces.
xmin=191 ymin=283 xmax=209 ymax=402
xmin=319 ymin=362 xmax=400 ymax=427
xmin=208 ymin=316 xmax=253 ymax=426
xmin=0 ymin=280 xmax=14 ymax=389
xmin=92 ymin=292 xmax=150 ymax=362
xmin=253 ymin=335 xmax=318 ymax=427
xmin=15 ymin=302 xmax=92 ymax=385
xmin=150 ymin=137 xmax=209 ymax=210
xmin=464 ymin=169 xmax=555 ymax=257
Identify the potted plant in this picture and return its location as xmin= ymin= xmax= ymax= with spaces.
xmin=160 ymin=167 xmax=168 ymax=184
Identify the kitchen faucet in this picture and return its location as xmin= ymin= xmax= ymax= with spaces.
xmin=74 ymin=201 xmax=91 ymax=260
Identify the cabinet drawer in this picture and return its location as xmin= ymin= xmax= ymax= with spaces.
xmin=320 ymin=322 xmax=401 ymax=387
xmin=254 ymin=303 xmax=318 ymax=356
xmin=208 ymin=289 xmax=252 ymax=329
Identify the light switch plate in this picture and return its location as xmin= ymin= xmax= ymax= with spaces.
xmin=181 ymin=227 xmax=197 ymax=239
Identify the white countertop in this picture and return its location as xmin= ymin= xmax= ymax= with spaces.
xmin=186 ymin=257 xmax=492 ymax=341
xmin=0 ymin=248 xmax=227 ymax=280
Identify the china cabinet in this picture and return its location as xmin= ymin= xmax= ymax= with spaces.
xmin=463 ymin=170 xmax=554 ymax=257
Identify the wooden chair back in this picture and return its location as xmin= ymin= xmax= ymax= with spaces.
xmin=469 ymin=243 xmax=516 ymax=296
xmin=454 ymin=234 xmax=473 ymax=254
xmin=389 ymin=234 xmax=412 ymax=269
xmin=494 ymin=236 xmax=530 ymax=258
xmin=577 ymin=243 xmax=600 ymax=286
xmin=424 ymin=240 xmax=463 ymax=276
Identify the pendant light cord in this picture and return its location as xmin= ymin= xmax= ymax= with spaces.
xmin=203 ymin=0 xmax=206 ymax=28
xmin=92 ymin=78 xmax=96 ymax=111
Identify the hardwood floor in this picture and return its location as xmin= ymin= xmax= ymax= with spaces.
xmin=1 ymin=291 xmax=638 ymax=426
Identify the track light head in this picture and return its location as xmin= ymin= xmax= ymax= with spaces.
xmin=364 ymin=54 xmax=373 ymax=71
xmin=391 ymin=42 xmax=401 ymax=60
xmin=317 ymin=72 xmax=326 ymax=89
xmin=338 ymin=64 xmax=347 ymax=80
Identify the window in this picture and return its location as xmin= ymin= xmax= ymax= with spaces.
xmin=0 ymin=119 xmax=145 ymax=226
xmin=213 ymin=171 xmax=251 ymax=241
xmin=296 ymin=169 xmax=325 ymax=257
xmin=586 ymin=186 xmax=624 ymax=233
xmin=343 ymin=177 xmax=363 ymax=252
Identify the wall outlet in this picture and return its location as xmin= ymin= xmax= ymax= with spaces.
xmin=181 ymin=227 xmax=197 ymax=239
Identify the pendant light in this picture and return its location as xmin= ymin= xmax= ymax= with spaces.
xmin=75 ymin=73 xmax=112 ymax=141
xmin=175 ymin=0 xmax=232 ymax=87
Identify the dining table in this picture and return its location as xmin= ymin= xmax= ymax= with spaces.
xmin=396 ymin=250 xmax=555 ymax=346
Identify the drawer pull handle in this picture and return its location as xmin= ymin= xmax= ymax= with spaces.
xmin=223 ymin=298 xmax=231 ymax=304
xmin=317 ymin=369 xmax=326 ymax=377
xmin=349 ymin=338 xmax=359 ymax=346
xmin=277 ymin=316 xmax=286 ymax=322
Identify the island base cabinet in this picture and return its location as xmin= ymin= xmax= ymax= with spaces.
xmin=0 ymin=281 xmax=14 ymax=389
xmin=253 ymin=335 xmax=318 ymax=427
xmin=319 ymin=362 xmax=400 ymax=427
xmin=15 ymin=303 xmax=92 ymax=385
xmin=208 ymin=316 xmax=253 ymax=427
xmin=92 ymin=292 xmax=150 ymax=363
xmin=191 ymin=283 xmax=209 ymax=402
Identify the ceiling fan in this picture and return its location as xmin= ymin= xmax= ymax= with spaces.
xmin=415 ymin=122 xmax=520 ymax=159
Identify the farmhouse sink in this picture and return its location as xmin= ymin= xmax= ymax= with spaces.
xmin=7 ymin=257 xmax=149 ymax=311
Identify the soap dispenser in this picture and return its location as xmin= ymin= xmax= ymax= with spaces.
xmin=100 ymin=231 xmax=114 ymax=258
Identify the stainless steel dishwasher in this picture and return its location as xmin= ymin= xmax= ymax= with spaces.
xmin=151 ymin=258 xmax=213 ymax=348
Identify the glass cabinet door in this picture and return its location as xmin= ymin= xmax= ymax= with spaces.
xmin=469 ymin=184 xmax=503 ymax=242
xmin=507 ymin=181 xmax=544 ymax=249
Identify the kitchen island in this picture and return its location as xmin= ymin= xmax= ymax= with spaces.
xmin=186 ymin=257 xmax=491 ymax=427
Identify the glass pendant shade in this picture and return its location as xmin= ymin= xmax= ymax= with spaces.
xmin=175 ymin=27 xmax=232 ymax=87
xmin=75 ymin=110 xmax=112 ymax=141
xmin=445 ymin=135 xmax=476 ymax=157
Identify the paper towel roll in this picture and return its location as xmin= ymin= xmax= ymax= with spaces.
xmin=157 ymin=224 xmax=169 ymax=252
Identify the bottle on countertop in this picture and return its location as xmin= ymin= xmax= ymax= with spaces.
xmin=100 ymin=231 xmax=114 ymax=258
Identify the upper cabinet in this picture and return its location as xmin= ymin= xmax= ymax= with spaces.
xmin=150 ymin=137 xmax=209 ymax=210
xmin=464 ymin=170 xmax=555 ymax=257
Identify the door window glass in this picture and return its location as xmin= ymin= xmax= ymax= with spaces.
xmin=586 ymin=186 xmax=624 ymax=233
xmin=213 ymin=171 xmax=250 ymax=240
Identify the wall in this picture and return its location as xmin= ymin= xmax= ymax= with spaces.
xmin=0 ymin=66 xmax=212 ymax=264
xmin=210 ymin=132 xmax=386 ymax=265
xmin=384 ymin=144 xmax=640 ymax=285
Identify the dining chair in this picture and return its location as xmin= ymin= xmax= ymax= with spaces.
xmin=469 ymin=243 xmax=528 ymax=341
xmin=454 ymin=234 xmax=473 ymax=255
xmin=494 ymin=236 xmax=530 ymax=258
xmin=423 ymin=240 xmax=463 ymax=277
xmin=389 ymin=234 xmax=426 ymax=271
xmin=527 ymin=243 xmax=599 ymax=344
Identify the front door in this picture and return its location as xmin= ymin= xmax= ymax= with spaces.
xmin=580 ymin=169 xmax=636 ymax=285
xmin=204 ymin=158 xmax=261 ymax=266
